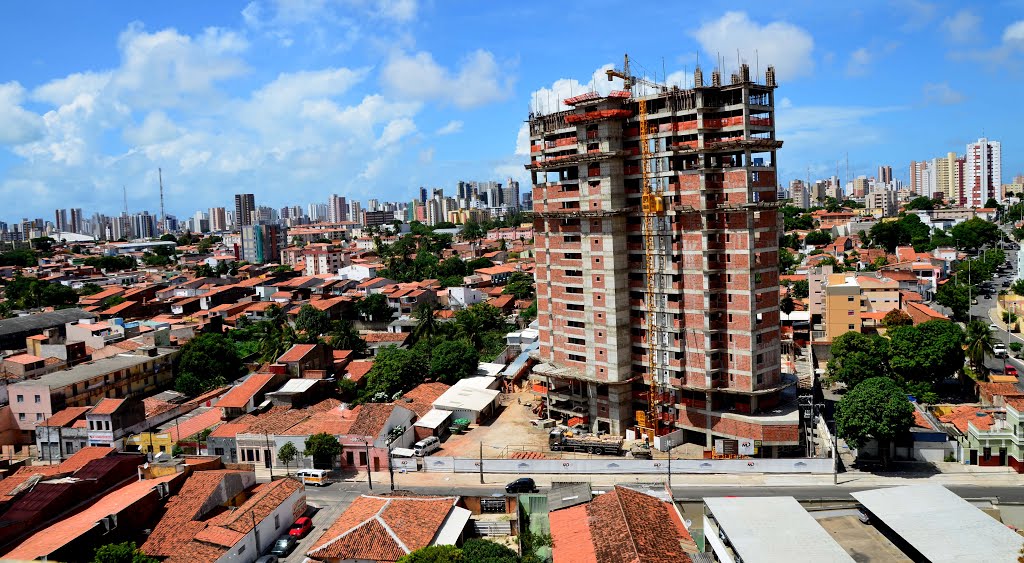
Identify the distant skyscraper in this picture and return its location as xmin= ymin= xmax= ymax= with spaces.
xmin=328 ymin=194 xmax=347 ymax=223
xmin=54 ymin=209 xmax=68 ymax=232
xmin=965 ymin=137 xmax=1002 ymax=206
xmin=209 ymin=207 xmax=227 ymax=231
xmin=419 ymin=187 xmax=428 ymax=204
xmin=70 ymin=208 xmax=83 ymax=234
xmin=234 ymin=193 xmax=256 ymax=228
xmin=503 ymin=178 xmax=520 ymax=211
xmin=909 ymin=161 xmax=928 ymax=196
xmin=877 ymin=165 xmax=892 ymax=185
xmin=349 ymin=201 xmax=362 ymax=224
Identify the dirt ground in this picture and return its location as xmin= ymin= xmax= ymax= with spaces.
xmin=434 ymin=389 xmax=710 ymax=460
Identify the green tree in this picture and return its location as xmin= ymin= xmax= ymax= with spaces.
xmin=31 ymin=237 xmax=56 ymax=253
xmin=159 ymin=233 xmax=177 ymax=242
xmin=438 ymin=257 xmax=468 ymax=278
xmin=951 ymin=217 xmax=1000 ymax=251
xmin=194 ymin=263 xmax=215 ymax=277
xmin=142 ymin=253 xmax=171 ymax=267
xmin=778 ymin=248 xmax=800 ymax=273
xmin=454 ymin=303 xmax=509 ymax=350
xmin=102 ymin=295 xmax=127 ymax=309
xmin=430 ymin=340 xmax=480 ymax=384
xmin=503 ymin=272 xmax=535 ymax=300
xmin=174 ymin=333 xmax=245 ymax=396
xmin=1012 ymin=279 xmax=1024 ymax=296
xmin=365 ymin=345 xmax=427 ymax=398
xmin=295 ymin=304 xmax=331 ymax=337
xmin=397 ymin=545 xmax=464 ymax=563
xmin=789 ymin=279 xmax=809 ymax=298
xmin=964 ymin=319 xmax=996 ymax=373
xmin=519 ymin=300 xmax=537 ymax=321
xmin=935 ymin=280 xmax=971 ymax=321
xmin=461 ymin=539 xmax=519 ymax=562
xmin=92 ymin=541 xmax=159 ymax=563
xmin=466 ymin=257 xmax=494 ymax=271
xmin=803 ymin=230 xmax=832 ymax=246
xmin=887 ymin=320 xmax=964 ymax=385
xmin=303 ymin=432 xmax=342 ymax=470
xmin=835 ymin=377 xmax=915 ymax=468
xmin=355 ymin=293 xmax=393 ymax=322
xmin=904 ymin=196 xmax=935 ymax=211
xmin=278 ymin=441 xmax=299 ymax=475
xmin=881 ymin=309 xmax=913 ymax=328
xmin=327 ymin=320 xmax=368 ymax=356
xmin=780 ymin=296 xmax=795 ymax=315
xmin=0 ymin=249 xmax=36 ymax=267
xmin=826 ymin=332 xmax=890 ymax=388
xmin=411 ymin=301 xmax=442 ymax=345
xmin=460 ymin=221 xmax=485 ymax=241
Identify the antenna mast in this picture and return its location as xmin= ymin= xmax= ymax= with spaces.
xmin=123 ymin=185 xmax=128 ymax=215
xmin=159 ymin=168 xmax=166 ymax=234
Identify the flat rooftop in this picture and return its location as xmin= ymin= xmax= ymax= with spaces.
xmin=851 ymin=484 xmax=1024 ymax=562
xmin=9 ymin=348 xmax=177 ymax=390
xmin=704 ymin=496 xmax=855 ymax=563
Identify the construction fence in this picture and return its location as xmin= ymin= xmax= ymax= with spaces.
xmin=420 ymin=456 xmax=832 ymax=475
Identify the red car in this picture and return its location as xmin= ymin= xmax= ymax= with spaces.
xmin=289 ymin=517 xmax=312 ymax=538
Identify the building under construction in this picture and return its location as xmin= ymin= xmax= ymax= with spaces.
xmin=527 ymin=59 xmax=799 ymax=455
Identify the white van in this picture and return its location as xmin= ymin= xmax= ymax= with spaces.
xmin=413 ymin=436 xmax=440 ymax=456
xmin=296 ymin=469 xmax=329 ymax=487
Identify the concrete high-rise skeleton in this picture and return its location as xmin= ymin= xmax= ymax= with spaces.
xmin=527 ymin=61 xmax=796 ymax=453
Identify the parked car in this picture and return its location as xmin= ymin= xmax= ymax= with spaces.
xmin=413 ymin=436 xmax=441 ymax=456
xmin=270 ymin=536 xmax=297 ymax=557
xmin=505 ymin=477 xmax=537 ymax=494
xmin=1006 ymin=364 xmax=1019 ymax=377
xmin=255 ymin=557 xmax=278 ymax=563
xmin=990 ymin=324 xmax=1000 ymax=331
xmin=993 ymin=343 xmax=1008 ymax=358
xmin=289 ymin=516 xmax=313 ymax=538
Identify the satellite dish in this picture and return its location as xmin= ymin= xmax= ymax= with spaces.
xmin=684 ymin=519 xmax=692 ymax=528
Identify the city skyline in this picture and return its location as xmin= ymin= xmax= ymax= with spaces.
xmin=0 ymin=2 xmax=1022 ymax=222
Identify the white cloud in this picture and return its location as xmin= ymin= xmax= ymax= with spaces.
xmin=1005 ymin=20 xmax=1024 ymax=44
xmin=846 ymin=47 xmax=872 ymax=76
xmin=436 ymin=120 xmax=463 ymax=135
xmin=381 ymin=49 xmax=513 ymax=108
xmin=514 ymin=123 xmax=530 ymax=156
xmin=922 ymin=82 xmax=966 ymax=105
xmin=376 ymin=0 xmax=417 ymax=22
xmin=418 ymin=147 xmax=434 ymax=164
xmin=0 ymin=82 xmax=45 ymax=145
xmin=375 ymin=117 xmax=416 ymax=148
xmin=527 ymin=64 xmax=623 ymax=115
xmin=896 ymin=0 xmax=937 ymax=32
xmin=123 ymin=111 xmax=181 ymax=146
xmin=950 ymin=19 xmax=1024 ymax=65
xmin=693 ymin=11 xmax=815 ymax=80
xmin=32 ymin=72 xmax=111 ymax=106
xmin=943 ymin=10 xmax=981 ymax=43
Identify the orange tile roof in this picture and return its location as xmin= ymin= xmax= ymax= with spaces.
xmin=938 ymin=405 xmax=994 ymax=433
xmin=169 ymin=409 xmax=225 ymax=442
xmin=89 ymin=398 xmax=124 ymax=416
xmin=39 ymin=406 xmax=92 ymax=428
xmin=306 ymin=494 xmax=458 ymax=561
xmin=401 ymin=382 xmax=450 ymax=417
xmin=217 ymin=373 xmax=277 ymax=409
xmin=348 ymin=403 xmax=402 ymax=438
xmin=284 ymin=406 xmax=358 ymax=436
xmin=551 ymin=486 xmax=694 ymax=563
xmin=277 ymin=343 xmax=317 ymax=363
xmin=3 ymin=354 xmax=46 ymax=365
xmin=550 ymin=503 xmax=596 ymax=562
xmin=143 ymin=397 xmax=179 ymax=418
xmin=363 ymin=332 xmax=408 ymax=343
xmin=3 ymin=472 xmax=180 ymax=560
xmin=345 ymin=359 xmax=374 ymax=384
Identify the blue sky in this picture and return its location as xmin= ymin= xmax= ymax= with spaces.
xmin=1 ymin=0 xmax=1023 ymax=223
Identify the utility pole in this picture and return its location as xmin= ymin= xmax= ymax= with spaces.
xmin=479 ymin=442 xmax=484 ymax=485
xmin=363 ymin=440 xmax=373 ymax=490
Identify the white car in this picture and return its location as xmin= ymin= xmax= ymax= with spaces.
xmin=990 ymin=324 xmax=1001 ymax=331
xmin=993 ymin=344 xmax=1008 ymax=358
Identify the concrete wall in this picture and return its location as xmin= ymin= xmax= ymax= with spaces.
xmin=213 ymin=485 xmax=306 ymax=563
xmin=422 ymin=456 xmax=832 ymax=474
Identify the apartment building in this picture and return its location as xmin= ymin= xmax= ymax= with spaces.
xmin=303 ymin=245 xmax=348 ymax=276
xmin=528 ymin=62 xmax=796 ymax=452
xmin=7 ymin=347 xmax=178 ymax=442
xmin=965 ymin=138 xmax=1002 ymax=207
xmin=823 ymin=274 xmax=901 ymax=340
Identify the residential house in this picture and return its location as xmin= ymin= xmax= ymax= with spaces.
xmin=35 ymin=406 xmax=91 ymax=461
xmin=305 ymin=494 xmax=470 ymax=563
xmin=276 ymin=343 xmax=333 ymax=378
xmin=339 ymin=403 xmax=416 ymax=472
xmin=217 ymin=373 xmax=286 ymax=420
xmin=85 ymin=397 xmax=146 ymax=449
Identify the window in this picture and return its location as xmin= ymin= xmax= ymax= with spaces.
xmin=756 ymin=374 xmax=763 ymax=385
xmin=567 ymin=354 xmax=586 ymax=362
xmin=567 ymin=304 xmax=585 ymax=311
xmin=238 ymin=545 xmax=246 ymax=555
xmin=15 ymin=395 xmax=22 ymax=403
xmin=847 ymin=296 xmax=854 ymax=302
xmin=36 ymin=413 xmax=42 ymax=420
xmin=215 ymin=447 xmax=225 ymax=456
xmin=563 ymin=235 xmax=581 ymax=243
xmin=566 ymin=270 xmax=583 ymax=277
xmin=568 ymin=337 xmax=586 ymax=345
xmin=564 ymin=253 xmax=582 ymax=260
xmin=274 ymin=514 xmax=280 ymax=529
xmin=566 ymin=287 xmax=584 ymax=294
xmin=848 ymin=324 xmax=855 ymax=330
xmin=567 ymin=320 xmax=585 ymax=328
xmin=18 ymin=413 xmax=25 ymax=421
xmin=33 ymin=395 xmax=40 ymax=403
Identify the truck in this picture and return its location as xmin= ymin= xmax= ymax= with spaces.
xmin=548 ymin=428 xmax=623 ymax=455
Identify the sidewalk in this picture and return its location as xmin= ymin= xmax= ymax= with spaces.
xmin=320 ymin=463 xmax=1024 ymax=490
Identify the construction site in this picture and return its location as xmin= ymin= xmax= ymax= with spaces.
xmin=527 ymin=56 xmax=800 ymax=457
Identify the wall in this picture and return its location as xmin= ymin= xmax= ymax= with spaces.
xmin=9 ymin=383 xmax=54 ymax=431
xmin=422 ymin=456 xmax=832 ymax=474
xmin=214 ymin=486 xmax=306 ymax=563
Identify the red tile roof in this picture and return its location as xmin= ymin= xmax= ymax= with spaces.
xmin=400 ymin=382 xmax=450 ymax=417
xmin=938 ymin=405 xmax=994 ymax=433
xmin=306 ymin=494 xmax=458 ymax=561
xmin=551 ymin=486 xmax=694 ymax=563
xmin=550 ymin=503 xmax=596 ymax=562
xmin=218 ymin=373 xmax=277 ymax=409
xmin=39 ymin=406 xmax=92 ymax=428
xmin=169 ymin=408 xmax=225 ymax=442
xmin=345 ymin=360 xmax=374 ymax=384
xmin=284 ymin=406 xmax=358 ymax=436
xmin=89 ymin=398 xmax=124 ymax=416
xmin=347 ymin=403 xmax=403 ymax=438
xmin=3 ymin=472 xmax=180 ymax=560
xmin=363 ymin=332 xmax=408 ymax=343
xmin=277 ymin=343 xmax=317 ymax=363
xmin=4 ymin=354 xmax=46 ymax=365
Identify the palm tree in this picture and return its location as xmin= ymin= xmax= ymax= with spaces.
xmin=411 ymin=301 xmax=441 ymax=345
xmin=964 ymin=319 xmax=996 ymax=373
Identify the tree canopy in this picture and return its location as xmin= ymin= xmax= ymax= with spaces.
xmin=827 ymin=332 xmax=890 ymax=388
xmin=803 ymin=230 xmax=833 ymax=246
xmin=304 ymin=432 xmax=342 ymax=469
xmin=173 ymin=333 xmax=246 ymax=396
xmin=881 ymin=309 xmax=913 ymax=328
xmin=92 ymin=541 xmax=159 ymax=563
xmin=503 ymin=272 xmax=535 ymax=300
xmin=867 ymin=214 xmax=930 ymax=252
xmin=355 ymin=293 xmax=394 ymax=323
xmin=903 ymin=196 xmax=935 ymax=211
xmin=430 ymin=340 xmax=480 ymax=383
xmin=886 ymin=320 xmax=964 ymax=384
xmin=935 ymin=280 xmax=970 ymax=321
xmin=950 ymin=217 xmax=1001 ymax=251
xmin=364 ymin=345 xmax=427 ymax=399
xmin=295 ymin=304 xmax=331 ymax=337
xmin=835 ymin=377 xmax=915 ymax=466
xmin=2 ymin=274 xmax=79 ymax=310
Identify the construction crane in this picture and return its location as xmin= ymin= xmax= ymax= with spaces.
xmin=607 ymin=55 xmax=667 ymax=440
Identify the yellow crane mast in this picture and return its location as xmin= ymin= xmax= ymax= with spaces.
xmin=607 ymin=55 xmax=666 ymax=439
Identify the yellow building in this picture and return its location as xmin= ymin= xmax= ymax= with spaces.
xmin=823 ymin=274 xmax=901 ymax=339
xmin=126 ymin=430 xmax=175 ymax=455
xmin=447 ymin=208 xmax=489 ymax=225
